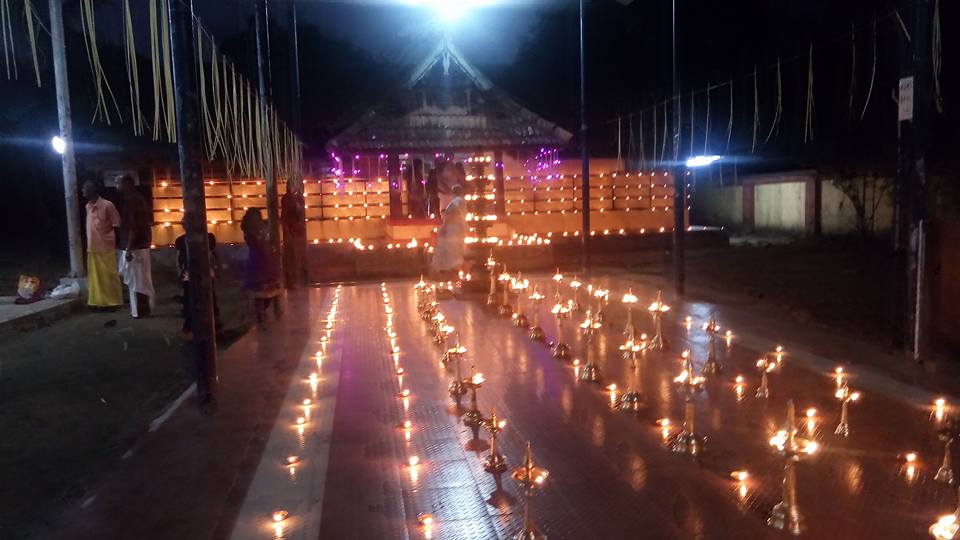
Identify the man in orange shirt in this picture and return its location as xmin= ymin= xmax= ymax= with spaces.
xmin=83 ymin=180 xmax=122 ymax=309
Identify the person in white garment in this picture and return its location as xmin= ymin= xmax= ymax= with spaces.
xmin=431 ymin=184 xmax=467 ymax=278
xmin=117 ymin=176 xmax=155 ymax=318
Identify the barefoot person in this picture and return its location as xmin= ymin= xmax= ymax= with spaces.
xmin=83 ymin=180 xmax=122 ymax=310
xmin=118 ymin=176 xmax=155 ymax=318
xmin=431 ymin=184 xmax=467 ymax=279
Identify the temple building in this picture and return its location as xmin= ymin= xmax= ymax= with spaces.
xmin=148 ymin=39 xmax=676 ymax=249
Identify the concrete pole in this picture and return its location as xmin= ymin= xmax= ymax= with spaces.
xmin=168 ymin=0 xmax=218 ymax=408
xmin=255 ymin=0 xmax=282 ymax=278
xmin=49 ymin=0 xmax=84 ymax=278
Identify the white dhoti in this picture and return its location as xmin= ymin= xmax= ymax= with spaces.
xmin=432 ymin=196 xmax=467 ymax=273
xmin=119 ymin=249 xmax=156 ymax=317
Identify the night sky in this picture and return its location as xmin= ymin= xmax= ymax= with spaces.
xmin=0 ymin=0 xmax=955 ymax=251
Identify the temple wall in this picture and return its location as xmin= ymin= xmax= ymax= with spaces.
xmin=150 ymin=168 xmax=676 ymax=247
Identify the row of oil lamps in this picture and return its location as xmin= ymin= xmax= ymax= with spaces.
xmin=268 ymin=285 xmax=343 ymax=538
xmin=411 ymin=279 xmax=550 ymax=540
xmin=466 ymin=255 xmax=960 ymax=539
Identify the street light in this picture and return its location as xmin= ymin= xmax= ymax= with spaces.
xmin=51 ymin=135 xmax=66 ymax=155
xmin=685 ymin=155 xmax=721 ymax=168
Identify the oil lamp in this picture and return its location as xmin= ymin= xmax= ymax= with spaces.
xmin=700 ymin=315 xmax=722 ymax=375
xmin=593 ymin=287 xmax=609 ymax=323
xmin=621 ymin=288 xmax=638 ymax=339
xmin=578 ymin=355 xmax=601 ymax=382
xmin=430 ymin=311 xmax=446 ymax=334
xmin=673 ymin=350 xmax=706 ymax=389
xmin=936 ymin=418 xmax=958 ymax=484
xmin=930 ymin=484 xmax=960 ymax=539
xmin=577 ymin=311 xmax=602 ymax=382
xmin=511 ymin=276 xmax=530 ymax=328
xmin=755 ymin=352 xmax=780 ymax=399
xmin=441 ymin=336 xmax=467 ymax=367
xmin=670 ymin=350 xmax=705 ymax=456
xmin=511 ymin=442 xmax=549 ymax=540
xmin=482 ymin=408 xmax=509 ymax=488
xmin=569 ymin=277 xmax=583 ymax=311
xmin=936 ymin=398 xmax=949 ymax=423
xmin=767 ymin=400 xmax=819 ymax=535
xmin=579 ymin=310 xmax=602 ymax=338
xmin=833 ymin=384 xmax=861 ymax=437
xmin=647 ymin=290 xmax=670 ymax=351
xmin=617 ymin=343 xmax=645 ymax=413
xmin=551 ymin=301 xmax=572 ymax=359
xmin=434 ymin=324 xmax=455 ymax=348
xmin=497 ymin=270 xmax=513 ymax=316
xmin=447 ymin=338 xmax=468 ymax=406
xmin=486 ymin=253 xmax=499 ymax=306
xmin=462 ymin=367 xmax=486 ymax=440
xmin=734 ymin=375 xmax=746 ymax=402
xmin=528 ymin=286 xmax=546 ymax=341
xmin=552 ymin=269 xmax=564 ymax=303
xmin=901 ymin=451 xmax=919 ymax=483
xmin=619 ymin=338 xmax=643 ymax=363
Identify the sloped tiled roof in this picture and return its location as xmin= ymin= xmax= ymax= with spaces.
xmin=329 ymin=40 xmax=572 ymax=152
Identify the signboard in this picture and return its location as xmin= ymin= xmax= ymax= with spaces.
xmin=898 ymin=76 xmax=914 ymax=122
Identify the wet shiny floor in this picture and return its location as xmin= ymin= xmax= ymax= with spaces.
xmin=316 ymin=277 xmax=956 ymax=539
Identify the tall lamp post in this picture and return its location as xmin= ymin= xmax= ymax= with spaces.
xmin=579 ymin=0 xmax=591 ymax=272
xmin=671 ymin=0 xmax=685 ymax=296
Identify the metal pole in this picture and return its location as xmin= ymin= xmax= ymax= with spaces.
xmin=49 ymin=0 xmax=84 ymax=278
xmin=255 ymin=0 xmax=282 ymax=277
xmin=579 ymin=0 xmax=591 ymax=271
xmin=895 ymin=0 xmax=932 ymax=356
xmin=290 ymin=2 xmax=302 ymax=141
xmin=671 ymin=0 xmax=686 ymax=296
xmin=168 ymin=0 xmax=218 ymax=408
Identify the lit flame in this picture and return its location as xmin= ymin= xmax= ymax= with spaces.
xmin=930 ymin=514 xmax=959 ymax=540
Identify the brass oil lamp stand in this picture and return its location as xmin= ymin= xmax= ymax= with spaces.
xmin=621 ymin=288 xmax=638 ymax=339
xmin=833 ymin=383 xmax=861 ymax=437
xmin=700 ymin=316 xmax=722 ymax=375
xmin=551 ymin=302 xmax=572 ymax=359
xmin=569 ymin=277 xmax=582 ymax=311
xmin=593 ymin=287 xmax=608 ymax=323
xmin=447 ymin=338 xmax=468 ymax=406
xmin=551 ymin=270 xmax=563 ymax=305
xmin=498 ymin=270 xmax=513 ymax=317
xmin=482 ymin=408 xmax=508 ymax=489
xmin=486 ymin=255 xmax=499 ymax=307
xmin=528 ymin=287 xmax=546 ymax=341
xmin=616 ymin=339 xmax=645 ymax=413
xmin=511 ymin=442 xmax=549 ymax=540
xmin=512 ymin=275 xmax=530 ymax=328
xmin=462 ymin=367 xmax=486 ymax=440
xmin=670 ymin=351 xmax=706 ymax=456
xmin=578 ymin=312 xmax=602 ymax=382
xmin=936 ymin=418 xmax=958 ymax=484
xmin=647 ymin=290 xmax=670 ymax=351
xmin=755 ymin=351 xmax=780 ymax=399
xmin=767 ymin=400 xmax=819 ymax=536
